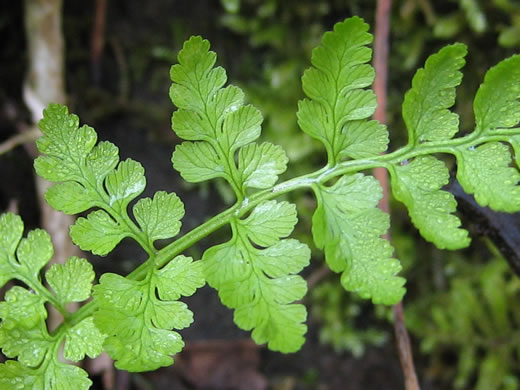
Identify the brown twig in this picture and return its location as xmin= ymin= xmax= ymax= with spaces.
xmin=0 ymin=127 xmax=41 ymax=156
xmin=373 ymin=1 xmax=421 ymax=389
xmin=91 ymin=0 xmax=107 ymax=84
xmin=109 ymin=36 xmax=130 ymax=104
xmin=116 ymin=370 xmax=129 ymax=390
xmin=306 ymin=265 xmax=331 ymax=289
xmin=373 ymin=0 xmax=391 ymax=217
xmin=6 ymin=199 xmax=19 ymax=214
xmin=393 ymin=300 xmax=420 ymax=390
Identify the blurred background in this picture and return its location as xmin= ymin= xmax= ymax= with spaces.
xmin=1 ymin=0 xmax=520 ymax=389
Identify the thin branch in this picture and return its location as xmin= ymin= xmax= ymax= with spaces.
xmin=90 ymin=0 xmax=107 ymax=84
xmin=306 ymin=265 xmax=331 ymax=290
xmin=0 ymin=127 xmax=41 ymax=156
xmin=109 ymin=36 xmax=130 ymax=104
xmin=7 ymin=199 xmax=19 ymax=214
xmin=373 ymin=1 xmax=421 ymax=389
xmin=373 ymin=0 xmax=391 ymax=216
xmin=393 ymin=300 xmax=420 ymax=390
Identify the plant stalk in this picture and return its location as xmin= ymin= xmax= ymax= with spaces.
xmin=58 ymin=124 xmax=509 ymax=332
xmin=373 ymin=0 xmax=421 ymax=389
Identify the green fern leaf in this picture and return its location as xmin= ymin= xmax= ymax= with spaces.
xmin=297 ymin=17 xmax=387 ymax=163
xmin=0 ymin=214 xmax=52 ymax=287
xmin=29 ymin=103 xmax=207 ymax=376
xmin=133 ymin=191 xmax=185 ymax=247
xmin=312 ymin=174 xmax=405 ymax=304
xmin=0 ymin=360 xmax=91 ymax=390
xmin=70 ymin=210 xmax=129 ymax=256
xmin=0 ymin=322 xmax=52 ymax=367
xmin=46 ymin=257 xmax=95 ymax=306
xmin=34 ymin=104 xmax=167 ymax=255
xmin=390 ymin=156 xmax=470 ymax=249
xmin=237 ymin=200 xmax=297 ymax=246
xmin=473 ymin=54 xmax=520 ymax=133
xmin=456 ymin=142 xmax=520 ymax=212
xmin=203 ymin=200 xmax=310 ymax=352
xmin=104 ymin=159 xmax=146 ymax=212
xmin=402 ymin=43 xmax=467 ymax=144
xmin=0 ymin=213 xmax=102 ymax=389
xmin=15 ymin=229 xmax=53 ymax=280
xmin=338 ymin=120 xmax=389 ymax=159
xmin=64 ymin=317 xmax=105 ymax=362
xmin=93 ymin=256 xmax=204 ymax=371
xmin=44 ymin=181 xmax=96 ymax=214
xmin=238 ymin=142 xmax=288 ymax=190
xmin=172 ymin=141 xmax=226 ymax=182
xmin=1 ymin=16 xmax=517 ymax=387
xmin=170 ymin=36 xmax=286 ymax=199
xmin=0 ymin=287 xmax=47 ymax=329
xmin=35 ymin=105 xmax=97 ymax=182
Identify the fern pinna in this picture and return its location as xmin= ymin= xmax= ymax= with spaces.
xmin=1 ymin=16 xmax=519 ymax=388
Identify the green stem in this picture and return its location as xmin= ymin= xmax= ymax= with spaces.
xmin=80 ymin=166 xmax=155 ymax=256
xmin=197 ymin=82 xmax=245 ymax=202
xmin=7 ymin=253 xmax=68 ymax=318
xmin=19 ymin=275 xmax=69 ymax=319
xmin=100 ymin=200 xmax=155 ymax=256
xmin=56 ymin=129 xmax=519 ymax=330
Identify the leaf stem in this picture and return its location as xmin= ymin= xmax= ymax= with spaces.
xmin=133 ymin=130 xmax=501 ymax=276
xmin=12 ymin=266 xmax=69 ymax=319
xmin=57 ymin=126 xmax=520 ymax=332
